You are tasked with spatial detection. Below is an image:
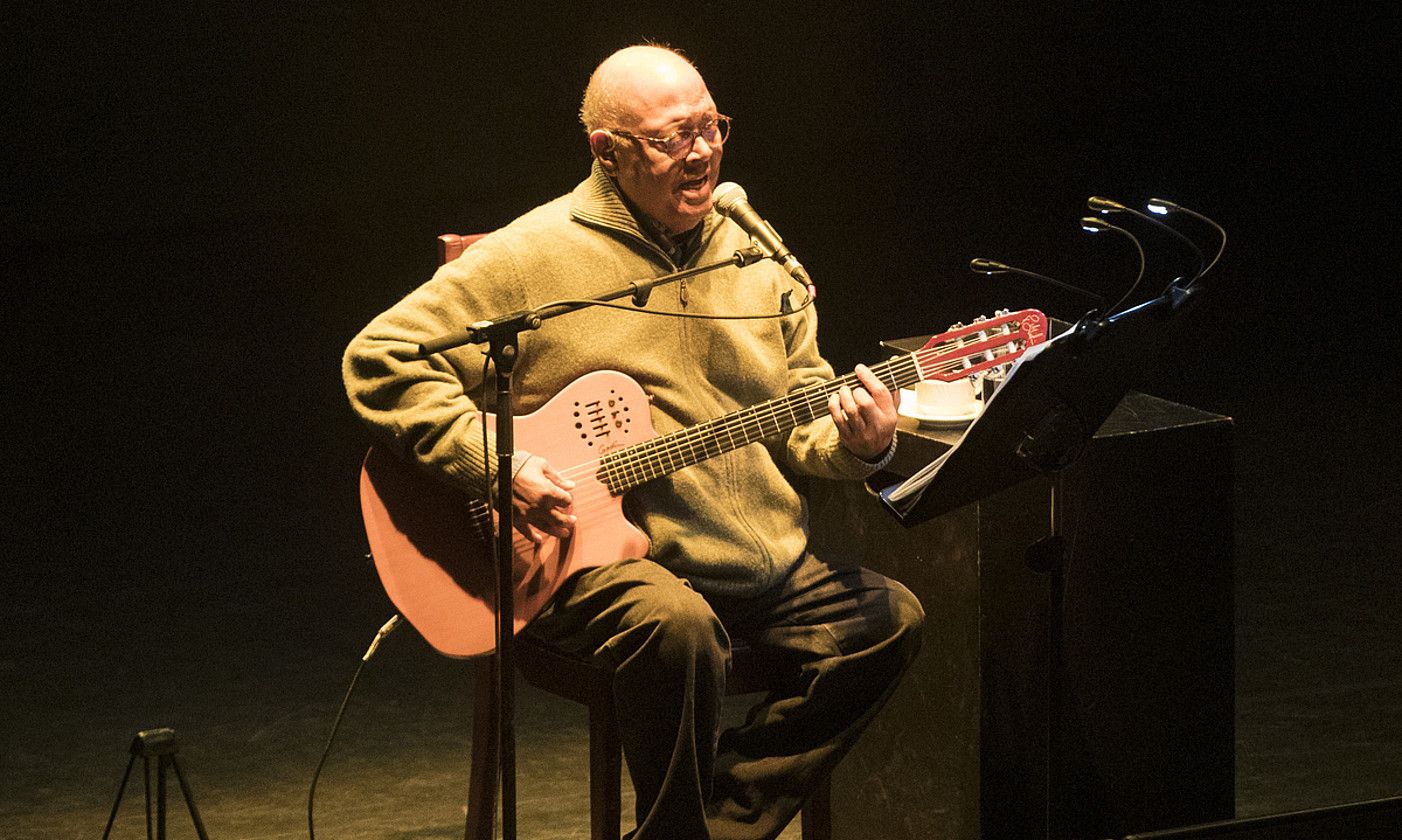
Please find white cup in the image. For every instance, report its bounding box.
[914,378,979,415]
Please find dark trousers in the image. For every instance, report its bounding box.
[527,552,925,840]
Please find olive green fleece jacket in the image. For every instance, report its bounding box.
[342,163,885,598]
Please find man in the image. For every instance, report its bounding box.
[344,45,923,840]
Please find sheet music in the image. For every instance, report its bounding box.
[882,335,1061,515]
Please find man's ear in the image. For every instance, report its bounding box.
[589,130,618,173]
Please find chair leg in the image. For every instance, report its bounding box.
[466,657,498,840]
[588,679,622,840]
[800,772,832,840]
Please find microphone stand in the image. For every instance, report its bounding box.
[416,245,766,840]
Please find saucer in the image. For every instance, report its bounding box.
[898,388,982,428]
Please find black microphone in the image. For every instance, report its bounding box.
[712,182,815,298]
[969,258,1105,304]
[1088,196,1206,280]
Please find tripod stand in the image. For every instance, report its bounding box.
[102,727,210,840]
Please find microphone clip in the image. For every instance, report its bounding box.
[630,277,657,307]
[732,245,767,267]
[1067,309,1110,354]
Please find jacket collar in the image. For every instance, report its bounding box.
[569,160,718,265]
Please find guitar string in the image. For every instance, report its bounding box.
[506,327,1031,497]
[598,331,1029,491]
[619,340,945,471]
[502,326,1034,546]
[538,330,1030,494]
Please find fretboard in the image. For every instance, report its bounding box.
[597,351,934,495]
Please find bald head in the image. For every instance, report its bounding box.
[580,44,724,235]
[580,45,706,132]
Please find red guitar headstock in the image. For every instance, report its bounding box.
[915,309,1048,382]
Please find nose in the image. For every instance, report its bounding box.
[687,133,717,161]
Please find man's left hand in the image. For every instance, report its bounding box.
[828,363,900,461]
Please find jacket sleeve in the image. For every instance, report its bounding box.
[775,295,891,481]
[341,238,526,497]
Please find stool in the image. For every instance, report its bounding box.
[466,636,833,840]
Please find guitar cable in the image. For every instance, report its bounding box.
[306,614,403,840]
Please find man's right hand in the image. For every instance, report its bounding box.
[511,455,576,544]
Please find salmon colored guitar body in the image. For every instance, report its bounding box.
[360,309,1047,657]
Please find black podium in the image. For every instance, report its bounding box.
[810,311,1234,838]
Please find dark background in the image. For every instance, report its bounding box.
[3,2,1399,836]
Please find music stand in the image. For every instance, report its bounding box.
[878,280,1201,526]
[875,279,1202,836]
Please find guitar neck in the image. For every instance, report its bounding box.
[597,310,1045,495]
[598,355,920,495]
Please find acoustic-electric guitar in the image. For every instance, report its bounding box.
[359,309,1047,657]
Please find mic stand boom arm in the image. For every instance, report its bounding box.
[418,246,767,355]
[412,244,765,840]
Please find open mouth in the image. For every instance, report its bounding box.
[678,174,709,193]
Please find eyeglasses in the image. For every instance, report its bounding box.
[611,115,732,159]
